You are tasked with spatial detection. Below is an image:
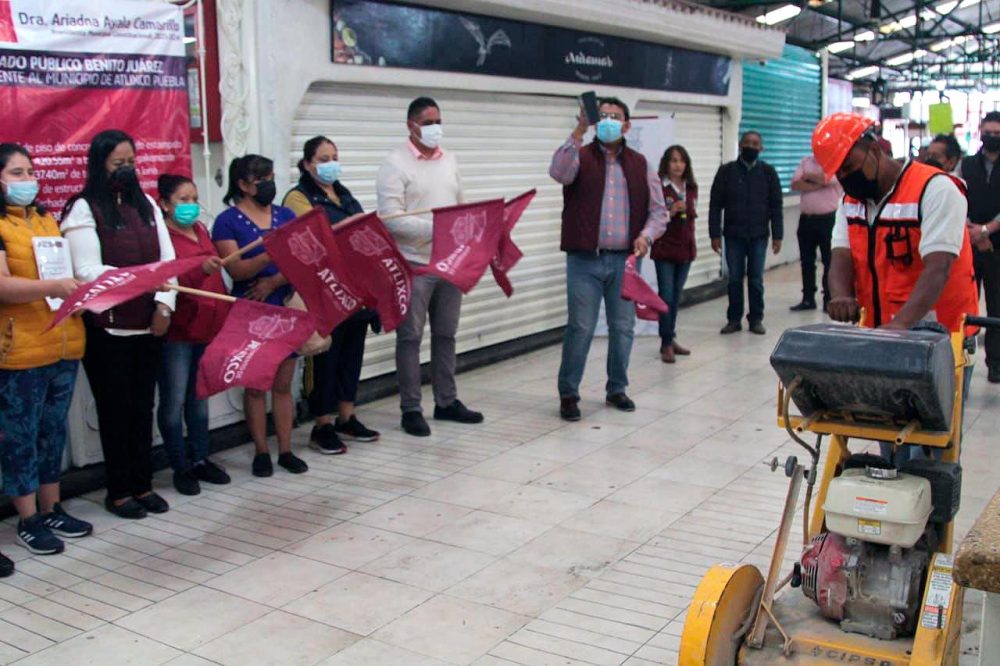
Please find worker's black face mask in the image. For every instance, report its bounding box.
[840,147,880,201]
[923,157,944,170]
[983,135,1000,153]
[740,147,759,163]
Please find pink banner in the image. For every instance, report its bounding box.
[196,299,317,398]
[423,199,505,293]
[0,0,190,217]
[46,255,206,330]
[332,213,413,333]
[621,254,668,321]
[263,208,363,335]
[491,189,535,297]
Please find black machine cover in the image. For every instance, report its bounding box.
[770,324,955,432]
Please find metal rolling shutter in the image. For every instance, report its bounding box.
[633,101,725,289]
[292,83,579,379]
[740,44,822,192]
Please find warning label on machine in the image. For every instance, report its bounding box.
[858,518,882,536]
[920,553,954,629]
[854,496,889,516]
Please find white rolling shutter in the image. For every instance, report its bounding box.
[633,101,724,289]
[292,83,580,379]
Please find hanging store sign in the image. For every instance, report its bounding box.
[331,0,732,96]
[0,0,190,217]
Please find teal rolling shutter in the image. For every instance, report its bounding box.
[740,44,822,193]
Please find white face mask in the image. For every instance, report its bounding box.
[418,124,443,150]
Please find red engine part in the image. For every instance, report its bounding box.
[801,532,851,621]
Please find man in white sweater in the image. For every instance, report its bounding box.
[376,96,483,437]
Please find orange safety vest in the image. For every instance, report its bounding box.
[843,161,978,335]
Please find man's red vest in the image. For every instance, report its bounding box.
[561,141,649,252]
[843,161,978,334]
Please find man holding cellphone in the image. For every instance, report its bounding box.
[549,97,668,422]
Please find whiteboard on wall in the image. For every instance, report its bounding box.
[592,115,676,336]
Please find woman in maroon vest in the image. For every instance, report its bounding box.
[62,130,177,519]
[650,145,698,364]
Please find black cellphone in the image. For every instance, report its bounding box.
[579,91,599,125]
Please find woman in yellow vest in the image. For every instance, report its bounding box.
[0,143,93,569]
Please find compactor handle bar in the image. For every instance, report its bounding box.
[967,315,1000,330]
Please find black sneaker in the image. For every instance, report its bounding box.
[433,400,484,424]
[252,453,273,477]
[193,459,231,485]
[334,415,380,443]
[988,366,1000,384]
[173,470,201,496]
[749,321,767,335]
[278,452,308,474]
[789,301,816,312]
[401,411,431,437]
[134,492,169,514]
[0,552,12,578]
[309,424,347,455]
[16,514,64,555]
[606,393,636,412]
[40,503,93,538]
[560,397,581,422]
[720,322,742,334]
[104,496,147,520]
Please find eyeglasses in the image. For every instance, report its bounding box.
[599,112,624,121]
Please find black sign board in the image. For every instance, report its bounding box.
[331,0,732,96]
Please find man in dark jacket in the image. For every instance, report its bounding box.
[959,111,1000,383]
[709,130,783,335]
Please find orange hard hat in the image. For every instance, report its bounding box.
[812,113,876,177]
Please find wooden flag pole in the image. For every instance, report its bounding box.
[218,210,420,266]
[167,284,238,303]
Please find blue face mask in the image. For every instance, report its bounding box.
[315,160,342,185]
[3,179,38,207]
[172,202,200,226]
[596,118,624,144]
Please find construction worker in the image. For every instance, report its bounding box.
[813,113,978,462]
[813,113,978,334]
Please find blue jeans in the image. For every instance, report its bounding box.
[157,342,209,473]
[558,251,636,399]
[0,360,78,497]
[654,260,692,346]
[725,236,768,324]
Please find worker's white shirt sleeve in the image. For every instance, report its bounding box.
[831,204,850,250]
[918,175,967,257]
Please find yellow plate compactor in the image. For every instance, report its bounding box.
[679,315,1000,666]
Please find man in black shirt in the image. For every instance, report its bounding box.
[959,111,1000,383]
[709,131,783,335]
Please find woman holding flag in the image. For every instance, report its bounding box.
[283,136,380,455]
[155,174,231,496]
[0,143,92,563]
[62,129,177,519]
[213,155,307,478]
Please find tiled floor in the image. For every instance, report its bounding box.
[1,264,998,665]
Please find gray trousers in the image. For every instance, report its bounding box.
[396,273,462,413]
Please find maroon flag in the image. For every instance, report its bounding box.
[332,213,413,333]
[196,299,317,398]
[262,208,364,335]
[423,199,505,294]
[621,254,668,322]
[490,189,535,297]
[46,256,207,331]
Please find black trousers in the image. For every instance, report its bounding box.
[307,316,369,417]
[973,248,1000,370]
[82,324,163,501]
[796,212,836,305]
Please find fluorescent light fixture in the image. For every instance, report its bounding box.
[881,10,937,33]
[930,35,970,51]
[853,97,872,108]
[886,49,927,66]
[183,36,196,44]
[855,30,876,41]
[827,41,854,53]
[847,65,879,80]
[755,4,802,25]
[984,21,1000,34]
[936,0,980,14]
